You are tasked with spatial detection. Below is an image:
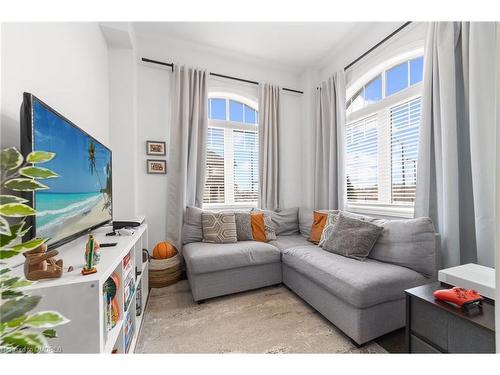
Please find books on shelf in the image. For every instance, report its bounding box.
[136,279,142,317]
[122,250,132,273]
[124,272,135,312]
[124,310,136,353]
[123,249,135,312]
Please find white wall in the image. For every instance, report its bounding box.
[1,23,109,149]
[495,24,500,352]
[130,34,305,248]
[135,62,171,249]
[109,48,139,221]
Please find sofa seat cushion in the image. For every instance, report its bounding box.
[282,246,427,308]
[183,241,281,274]
[269,234,315,252]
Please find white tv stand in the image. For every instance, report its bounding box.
[16,223,149,353]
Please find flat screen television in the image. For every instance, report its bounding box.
[21,93,112,249]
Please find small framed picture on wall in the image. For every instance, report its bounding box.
[147,159,167,174]
[146,140,166,156]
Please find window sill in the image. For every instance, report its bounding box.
[346,204,414,219]
[202,202,257,211]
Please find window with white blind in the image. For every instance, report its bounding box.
[203,96,258,208]
[345,54,423,217]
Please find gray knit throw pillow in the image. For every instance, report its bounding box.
[321,213,382,260]
[234,212,253,241]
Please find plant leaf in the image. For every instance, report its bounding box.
[10,279,33,288]
[9,237,46,252]
[0,216,10,236]
[0,195,28,205]
[1,290,25,299]
[0,221,27,248]
[24,311,69,328]
[2,331,47,353]
[0,203,36,217]
[0,277,19,288]
[19,166,58,179]
[0,268,10,275]
[0,295,41,323]
[0,147,23,171]
[42,329,57,338]
[3,178,48,192]
[0,250,19,260]
[5,315,27,328]
[26,151,55,164]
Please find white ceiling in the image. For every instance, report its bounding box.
[133,22,399,71]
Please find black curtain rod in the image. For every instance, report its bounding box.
[141,57,304,94]
[316,21,413,90]
[344,21,412,71]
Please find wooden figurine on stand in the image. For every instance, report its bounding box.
[82,235,98,275]
[23,243,63,281]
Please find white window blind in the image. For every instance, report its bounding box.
[346,115,379,202]
[391,97,421,203]
[204,127,225,204]
[233,130,258,203]
[204,97,258,208]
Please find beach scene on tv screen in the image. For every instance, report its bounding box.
[33,99,112,245]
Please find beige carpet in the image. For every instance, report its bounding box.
[135,280,387,354]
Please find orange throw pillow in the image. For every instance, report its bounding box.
[309,211,327,244]
[250,212,267,242]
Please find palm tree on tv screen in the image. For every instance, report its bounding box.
[87,139,111,212]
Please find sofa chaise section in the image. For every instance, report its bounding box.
[183,241,282,302]
[282,246,429,345]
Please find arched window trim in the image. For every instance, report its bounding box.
[346,47,424,114]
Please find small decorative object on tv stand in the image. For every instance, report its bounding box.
[23,243,63,281]
[12,223,150,353]
[82,235,99,275]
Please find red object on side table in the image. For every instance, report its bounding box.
[433,287,483,311]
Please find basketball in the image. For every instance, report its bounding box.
[152,241,177,259]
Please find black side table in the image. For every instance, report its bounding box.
[405,282,495,353]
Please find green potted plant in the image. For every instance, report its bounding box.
[0,147,69,353]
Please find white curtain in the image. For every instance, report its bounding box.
[313,71,346,210]
[166,65,208,250]
[258,83,281,210]
[415,22,498,268]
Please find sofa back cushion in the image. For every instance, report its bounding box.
[368,217,436,277]
[298,208,314,238]
[253,207,299,236]
[183,206,203,244]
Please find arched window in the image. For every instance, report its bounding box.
[345,53,423,217]
[203,95,259,208]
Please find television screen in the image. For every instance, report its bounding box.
[22,94,112,247]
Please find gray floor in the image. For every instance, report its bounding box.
[136,280,387,354]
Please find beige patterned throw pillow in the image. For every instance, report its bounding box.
[263,214,277,241]
[202,212,237,243]
[318,211,339,247]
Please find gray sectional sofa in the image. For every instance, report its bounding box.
[182,207,438,345]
